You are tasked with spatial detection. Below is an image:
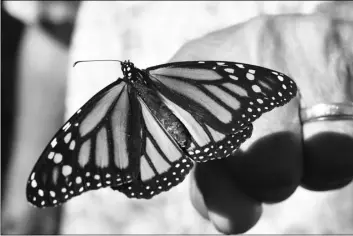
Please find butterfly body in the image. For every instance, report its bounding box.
[123,61,192,150]
[26,60,297,207]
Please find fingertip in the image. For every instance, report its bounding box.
[301,128,353,191]
[209,205,262,235]
[189,169,209,220]
[192,161,263,234]
[228,132,302,203]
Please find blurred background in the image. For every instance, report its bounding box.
[1,1,352,234]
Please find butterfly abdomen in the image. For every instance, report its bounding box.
[157,105,191,149]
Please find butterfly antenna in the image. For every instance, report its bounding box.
[73,59,123,67]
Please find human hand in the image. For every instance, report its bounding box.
[169,14,353,234]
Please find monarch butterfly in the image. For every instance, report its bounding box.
[26,60,297,208]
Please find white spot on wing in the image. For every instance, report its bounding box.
[236,64,245,68]
[76,176,82,184]
[64,132,72,144]
[38,189,44,196]
[252,85,261,93]
[278,75,284,81]
[224,68,234,73]
[69,140,75,150]
[229,75,238,80]
[62,165,72,176]
[63,122,71,132]
[53,153,63,164]
[51,138,57,147]
[31,180,37,188]
[246,73,255,80]
[48,152,55,160]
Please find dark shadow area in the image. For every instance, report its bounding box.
[227,131,303,204]
[195,131,303,205]
[301,131,353,191]
[193,130,353,233]
[1,1,25,203]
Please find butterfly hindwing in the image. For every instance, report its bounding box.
[145,61,297,162]
[112,97,194,198]
[187,124,253,162]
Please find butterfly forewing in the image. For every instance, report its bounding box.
[26,80,141,207]
[146,61,297,162]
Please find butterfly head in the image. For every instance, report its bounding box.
[121,60,135,80]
